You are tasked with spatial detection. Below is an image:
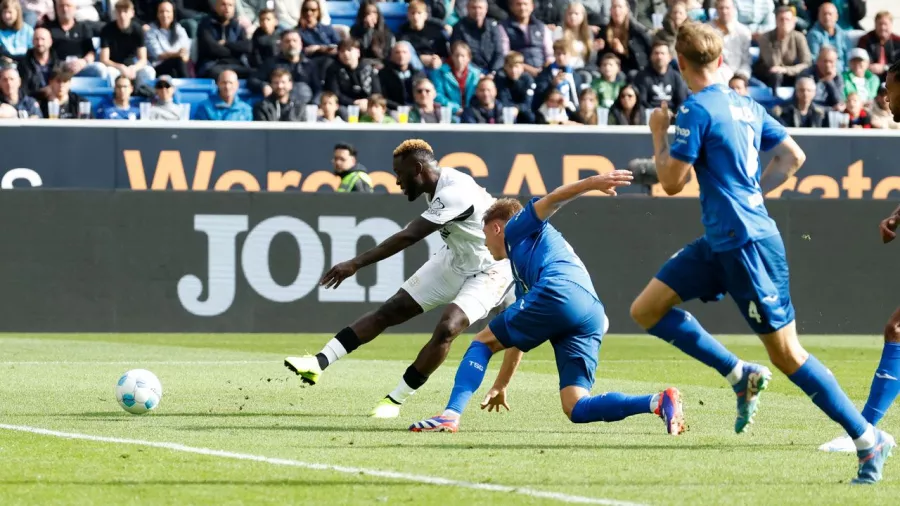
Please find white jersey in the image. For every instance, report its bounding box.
[420,167,499,275]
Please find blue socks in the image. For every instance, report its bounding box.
[445,341,493,415]
[862,342,900,425]
[570,392,654,423]
[789,354,869,439]
[649,309,739,377]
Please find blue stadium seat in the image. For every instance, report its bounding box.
[748,86,780,108]
[379,2,408,32]
[329,0,359,27]
[172,78,215,90]
[70,77,108,93]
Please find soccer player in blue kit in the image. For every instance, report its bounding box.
[628,22,894,483]
[409,172,686,436]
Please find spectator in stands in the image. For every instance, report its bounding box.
[360,93,396,123]
[806,0,865,31]
[871,84,899,129]
[552,2,594,70]
[250,30,320,104]
[514,0,562,27]
[535,88,570,124]
[499,0,553,77]
[842,47,879,103]
[253,68,306,121]
[17,27,57,95]
[97,75,140,119]
[197,0,253,79]
[408,77,444,122]
[591,52,624,108]
[250,8,282,68]
[773,0,811,31]
[194,69,253,120]
[279,0,331,33]
[0,0,34,58]
[728,73,749,95]
[431,40,481,116]
[350,0,396,69]
[451,0,504,75]
[569,87,598,124]
[754,6,811,89]
[298,0,339,64]
[21,0,53,27]
[39,0,105,77]
[801,45,845,109]
[653,0,687,49]
[554,0,607,28]
[317,90,344,122]
[0,65,41,117]
[778,77,828,127]
[857,11,900,82]
[461,77,502,123]
[38,68,87,118]
[734,0,775,37]
[146,0,191,78]
[333,143,373,193]
[398,0,449,71]
[495,51,535,122]
[607,83,645,125]
[534,39,585,113]
[632,39,686,109]
[100,0,156,88]
[379,41,424,110]
[147,74,182,120]
[807,2,850,72]
[418,0,447,23]
[326,38,381,113]
[708,0,750,81]
[845,91,871,128]
[595,0,651,78]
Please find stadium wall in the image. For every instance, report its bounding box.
[2,121,899,199]
[0,191,893,334]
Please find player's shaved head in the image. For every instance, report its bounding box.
[393,139,439,202]
[675,22,723,70]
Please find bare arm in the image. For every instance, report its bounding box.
[480,347,524,412]
[759,136,806,195]
[532,170,633,221]
[651,129,693,195]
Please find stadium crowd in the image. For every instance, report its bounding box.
[0,0,897,127]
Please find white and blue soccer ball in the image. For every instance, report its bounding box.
[116,369,163,414]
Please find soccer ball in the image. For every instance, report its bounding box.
[115,369,163,414]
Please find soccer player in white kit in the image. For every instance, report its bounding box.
[285,139,514,418]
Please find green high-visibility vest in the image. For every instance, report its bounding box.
[337,171,374,193]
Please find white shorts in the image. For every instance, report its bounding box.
[401,249,514,324]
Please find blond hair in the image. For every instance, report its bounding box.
[393,139,434,159]
[484,198,524,224]
[675,22,723,69]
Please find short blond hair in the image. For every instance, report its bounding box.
[393,139,434,159]
[484,198,524,224]
[876,11,893,23]
[676,22,723,69]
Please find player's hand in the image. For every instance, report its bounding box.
[649,101,671,135]
[880,216,898,244]
[480,386,510,412]
[586,170,633,196]
[320,260,359,289]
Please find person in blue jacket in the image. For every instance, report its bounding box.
[194,69,252,121]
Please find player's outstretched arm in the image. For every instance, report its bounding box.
[759,136,806,195]
[481,348,525,412]
[532,171,633,221]
[320,217,442,289]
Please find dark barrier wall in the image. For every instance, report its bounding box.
[0,191,895,334]
[3,122,899,199]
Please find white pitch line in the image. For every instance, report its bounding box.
[0,360,275,365]
[0,424,644,506]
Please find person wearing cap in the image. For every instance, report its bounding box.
[842,47,880,103]
[147,74,182,120]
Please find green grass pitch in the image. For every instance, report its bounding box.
[0,333,897,505]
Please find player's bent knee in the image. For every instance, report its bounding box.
[560,386,588,421]
[884,310,900,343]
[474,327,504,353]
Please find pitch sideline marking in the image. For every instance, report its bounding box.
[0,424,644,506]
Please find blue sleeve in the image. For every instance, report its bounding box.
[759,109,788,152]
[503,197,545,245]
[670,102,709,164]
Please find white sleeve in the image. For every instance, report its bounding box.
[420,185,475,226]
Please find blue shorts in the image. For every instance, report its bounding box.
[489,280,604,391]
[656,234,795,334]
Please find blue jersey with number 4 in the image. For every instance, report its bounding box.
[504,197,597,299]
[670,84,788,252]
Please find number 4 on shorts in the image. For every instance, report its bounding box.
[747,301,762,324]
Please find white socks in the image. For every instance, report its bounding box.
[388,378,417,404]
[650,393,661,413]
[854,425,877,451]
[319,338,348,367]
[726,361,745,386]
